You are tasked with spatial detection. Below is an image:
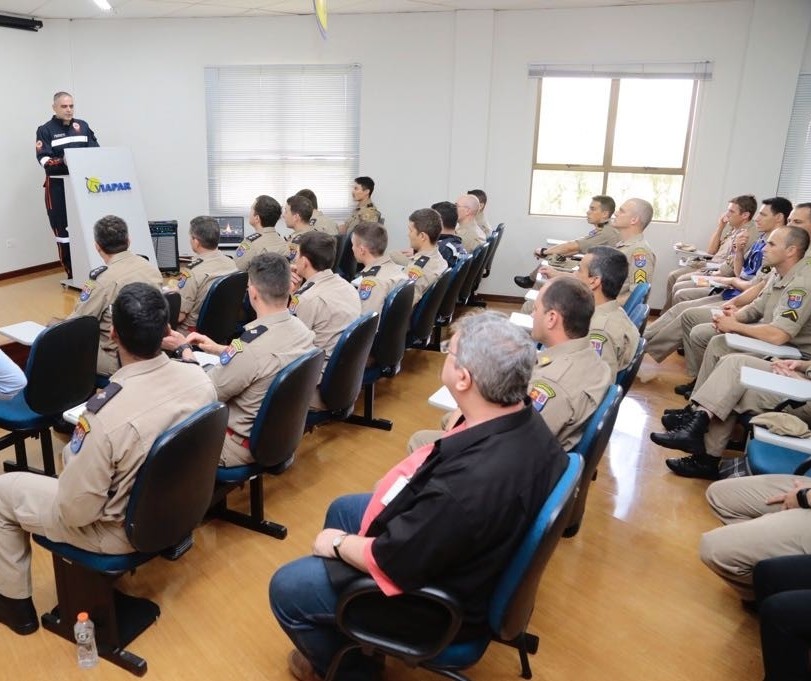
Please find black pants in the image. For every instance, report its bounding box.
[44,176,71,278]
[754,555,811,681]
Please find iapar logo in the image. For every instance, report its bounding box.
[85,177,132,194]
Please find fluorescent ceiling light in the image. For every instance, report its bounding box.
[93,0,112,10]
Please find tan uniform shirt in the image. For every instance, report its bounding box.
[344,199,381,233]
[456,219,487,253]
[475,213,492,238]
[527,337,612,452]
[575,223,621,252]
[737,259,811,354]
[400,247,448,307]
[60,355,217,528]
[615,232,657,305]
[285,225,316,263]
[69,250,163,376]
[233,227,288,272]
[175,251,237,333]
[209,311,315,465]
[589,299,640,380]
[310,210,339,236]
[356,255,408,315]
[289,269,361,366]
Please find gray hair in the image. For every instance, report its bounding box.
[453,311,536,406]
[629,198,654,229]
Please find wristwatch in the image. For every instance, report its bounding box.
[333,533,348,559]
[174,343,191,359]
[797,488,810,509]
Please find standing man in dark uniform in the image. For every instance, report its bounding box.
[35,92,100,280]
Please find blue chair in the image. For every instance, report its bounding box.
[33,402,228,676]
[429,256,473,351]
[307,312,380,429]
[622,282,651,314]
[480,223,505,280]
[323,452,584,681]
[616,338,646,395]
[335,230,361,281]
[564,385,623,537]
[195,270,249,344]
[0,316,99,477]
[407,269,452,349]
[745,425,811,476]
[457,242,490,307]
[628,303,650,334]
[346,281,415,431]
[211,348,324,538]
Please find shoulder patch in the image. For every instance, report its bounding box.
[782,309,799,323]
[85,382,123,414]
[69,415,91,454]
[590,332,608,356]
[79,281,95,302]
[528,382,556,413]
[632,249,648,268]
[89,265,108,280]
[358,278,376,301]
[538,356,552,367]
[413,255,430,268]
[360,265,381,278]
[219,339,244,365]
[235,243,248,258]
[787,288,807,310]
[187,258,203,269]
[240,325,268,343]
[247,232,262,242]
[633,270,648,285]
[177,269,190,289]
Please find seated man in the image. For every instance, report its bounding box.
[0,283,216,635]
[174,215,237,334]
[269,311,568,681]
[699,472,811,603]
[173,253,316,467]
[296,189,339,236]
[351,222,406,315]
[283,195,316,263]
[390,208,448,307]
[409,278,611,454]
[651,356,811,480]
[289,232,361,370]
[340,176,381,235]
[514,195,617,289]
[468,188,492,237]
[432,200,467,268]
[576,246,640,380]
[454,193,486,253]
[233,195,287,271]
[67,214,163,376]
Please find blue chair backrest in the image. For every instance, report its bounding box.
[616,337,646,394]
[436,256,473,323]
[458,242,490,303]
[336,231,360,281]
[488,452,583,639]
[622,282,651,314]
[628,303,650,331]
[371,280,415,370]
[481,224,505,277]
[250,348,325,467]
[572,384,623,460]
[319,312,380,411]
[196,271,249,344]
[410,268,452,342]
[126,402,228,554]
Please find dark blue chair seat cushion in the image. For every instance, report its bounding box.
[32,534,154,574]
[0,392,54,431]
[428,636,490,669]
[747,439,810,476]
[215,463,263,484]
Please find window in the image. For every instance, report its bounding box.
[205,64,361,217]
[777,74,811,202]
[528,64,707,222]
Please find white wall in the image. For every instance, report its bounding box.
[2,0,810,309]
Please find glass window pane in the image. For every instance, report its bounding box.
[536,78,611,165]
[612,79,694,168]
[606,172,683,222]
[530,170,604,216]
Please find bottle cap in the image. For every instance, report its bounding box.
[77,612,89,622]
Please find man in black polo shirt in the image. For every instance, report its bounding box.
[269,312,568,681]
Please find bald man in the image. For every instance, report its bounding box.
[455,194,487,253]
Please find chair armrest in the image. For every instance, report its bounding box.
[727,335,802,360]
[335,577,464,662]
[741,367,811,401]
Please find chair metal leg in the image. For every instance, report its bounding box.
[323,642,362,681]
[494,631,538,679]
[209,477,288,539]
[345,384,393,431]
[1,431,56,477]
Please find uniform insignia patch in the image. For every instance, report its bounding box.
[590,333,607,356]
[247,233,262,242]
[634,270,648,284]
[538,356,552,367]
[289,295,300,314]
[632,249,648,268]
[587,229,598,237]
[36,140,43,150]
[177,270,190,289]
[287,244,298,262]
[309,218,317,226]
[70,415,91,454]
[235,243,248,258]
[79,282,94,302]
[782,309,799,323]
[86,382,122,414]
[89,265,107,280]
[407,266,423,281]
[220,339,244,365]
[359,278,376,301]
[528,383,556,412]
[72,122,81,132]
[787,288,806,310]
[240,325,267,343]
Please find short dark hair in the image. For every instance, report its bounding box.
[93,215,129,254]
[253,195,282,227]
[592,195,616,217]
[295,189,318,209]
[112,282,168,359]
[782,225,810,256]
[731,194,757,221]
[762,197,793,226]
[248,253,290,303]
[298,232,336,271]
[409,208,441,244]
[353,222,388,256]
[355,176,375,196]
[431,201,458,230]
[286,195,314,223]
[586,246,628,300]
[190,216,221,249]
[53,91,72,103]
[467,189,487,207]
[540,277,594,339]
[796,202,811,213]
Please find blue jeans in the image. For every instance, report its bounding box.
[269,494,375,679]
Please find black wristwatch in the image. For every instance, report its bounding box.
[174,343,191,359]
[797,488,810,509]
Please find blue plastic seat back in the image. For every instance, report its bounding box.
[319,312,379,411]
[572,384,623,461]
[196,271,249,344]
[622,282,651,314]
[436,256,473,323]
[457,242,490,304]
[370,281,415,371]
[747,438,811,476]
[481,224,505,278]
[616,337,646,394]
[409,268,452,343]
[629,303,650,331]
[336,231,360,281]
[250,348,324,467]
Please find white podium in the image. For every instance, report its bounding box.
[62,147,156,289]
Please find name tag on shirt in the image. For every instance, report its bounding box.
[380,475,410,506]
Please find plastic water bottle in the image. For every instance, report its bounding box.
[74,612,99,668]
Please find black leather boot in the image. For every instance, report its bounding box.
[650,410,710,455]
[0,594,38,635]
[665,453,720,480]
